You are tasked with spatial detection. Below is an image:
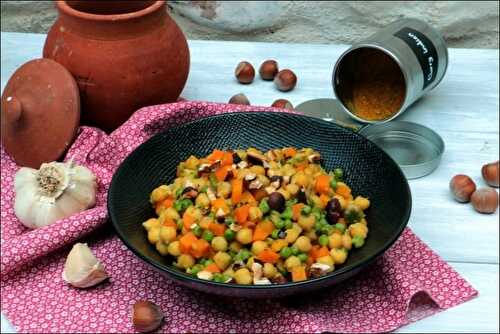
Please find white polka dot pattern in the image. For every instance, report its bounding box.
[1,101,477,333]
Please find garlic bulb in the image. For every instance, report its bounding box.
[14,161,97,229]
[62,243,108,288]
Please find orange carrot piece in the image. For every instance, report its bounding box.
[253,220,274,241]
[182,212,196,230]
[319,194,330,208]
[315,175,331,194]
[291,266,307,282]
[283,147,297,158]
[221,151,233,166]
[241,191,257,205]
[309,245,330,260]
[292,203,305,221]
[316,246,330,259]
[204,263,221,273]
[179,232,197,254]
[295,162,308,171]
[162,218,177,228]
[336,183,352,199]
[231,178,243,204]
[191,238,210,258]
[211,198,228,213]
[234,205,250,224]
[209,222,226,236]
[207,149,225,162]
[257,249,280,264]
[215,165,231,182]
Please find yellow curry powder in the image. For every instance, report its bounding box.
[349,49,406,121]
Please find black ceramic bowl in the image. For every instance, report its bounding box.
[108,112,411,298]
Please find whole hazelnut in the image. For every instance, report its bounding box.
[471,188,499,214]
[274,69,297,92]
[235,61,255,84]
[450,174,476,203]
[228,93,250,105]
[482,161,499,187]
[132,300,164,333]
[259,60,279,80]
[271,99,293,110]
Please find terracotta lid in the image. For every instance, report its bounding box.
[1,58,80,168]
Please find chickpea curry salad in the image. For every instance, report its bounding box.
[143,147,370,285]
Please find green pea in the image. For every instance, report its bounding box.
[273,218,285,229]
[175,187,183,198]
[334,168,344,180]
[352,236,365,248]
[259,199,270,214]
[334,223,346,233]
[176,220,183,231]
[291,246,300,256]
[213,273,224,282]
[236,249,251,261]
[321,225,334,236]
[271,229,280,239]
[224,229,235,241]
[190,264,203,275]
[199,185,208,193]
[298,253,308,262]
[192,225,202,237]
[301,205,312,215]
[281,207,293,220]
[318,234,329,246]
[209,173,218,188]
[202,230,214,242]
[286,198,298,206]
[330,178,338,190]
[224,217,235,226]
[174,199,192,212]
[280,247,292,259]
[284,219,293,230]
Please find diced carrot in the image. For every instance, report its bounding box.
[295,162,308,171]
[204,263,221,273]
[241,191,257,205]
[319,194,330,208]
[215,165,231,182]
[336,182,352,199]
[253,220,274,241]
[234,204,250,224]
[252,188,268,201]
[315,175,331,194]
[306,256,314,266]
[283,147,297,158]
[257,249,280,264]
[316,246,330,259]
[309,245,330,260]
[292,203,305,221]
[209,222,226,236]
[211,198,228,213]
[182,211,196,230]
[162,218,177,228]
[231,178,243,204]
[191,238,210,258]
[221,151,233,166]
[207,149,225,162]
[291,266,307,282]
[179,232,197,254]
[155,197,174,214]
[199,219,211,230]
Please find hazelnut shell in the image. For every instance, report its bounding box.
[471,188,499,214]
[259,60,279,80]
[274,69,297,92]
[449,174,476,203]
[235,61,255,84]
[271,99,293,110]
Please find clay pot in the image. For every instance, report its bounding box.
[43,1,190,132]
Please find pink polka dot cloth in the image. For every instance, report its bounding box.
[1,101,477,333]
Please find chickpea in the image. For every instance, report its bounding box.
[333,195,347,210]
[211,236,228,251]
[229,241,242,252]
[184,155,199,169]
[185,206,202,221]
[223,267,235,278]
[195,193,210,208]
[263,263,278,278]
[236,168,251,179]
[310,195,323,209]
[142,218,160,231]
[234,268,252,285]
[285,229,300,243]
[246,256,255,269]
[150,185,169,203]
[250,165,266,176]
[294,236,312,252]
[177,254,195,269]
[217,182,232,199]
[236,228,253,245]
[316,255,334,268]
[330,248,348,265]
[148,228,161,244]
[285,183,299,196]
[214,252,232,270]
[248,206,263,221]
[167,241,181,256]
[271,239,288,252]
[251,240,268,255]
[305,229,318,241]
[359,218,368,226]
[291,223,303,233]
[285,256,301,270]
[199,216,214,230]
[163,207,180,221]
[349,223,368,239]
[342,234,352,250]
[298,215,315,231]
[257,174,270,187]
[353,196,370,210]
[155,242,169,256]
[292,171,308,187]
[329,233,342,249]
[160,226,177,243]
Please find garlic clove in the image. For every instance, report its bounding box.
[132,300,164,333]
[62,243,108,288]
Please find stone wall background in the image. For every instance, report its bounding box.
[1,1,498,48]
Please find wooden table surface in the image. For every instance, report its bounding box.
[1,32,499,333]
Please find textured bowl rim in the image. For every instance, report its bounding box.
[108,111,412,291]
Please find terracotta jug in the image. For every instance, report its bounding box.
[43,0,190,132]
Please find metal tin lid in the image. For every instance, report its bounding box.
[294,98,364,131]
[1,58,80,168]
[359,121,444,179]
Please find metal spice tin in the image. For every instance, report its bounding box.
[332,18,448,124]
